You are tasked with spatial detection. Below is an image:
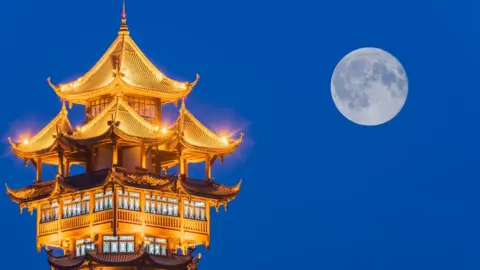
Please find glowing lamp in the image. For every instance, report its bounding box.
[154,126,159,131]
[23,139,29,145]
[161,127,167,134]
[220,137,228,145]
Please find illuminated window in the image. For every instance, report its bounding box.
[76,238,94,256]
[118,190,140,211]
[103,235,135,253]
[94,189,113,212]
[144,236,167,256]
[89,97,111,118]
[40,201,59,223]
[145,195,178,217]
[63,195,90,218]
[124,95,157,122]
[184,200,206,221]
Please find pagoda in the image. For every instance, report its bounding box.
[5,4,243,270]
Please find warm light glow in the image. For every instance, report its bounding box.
[174,82,187,90]
[156,74,163,81]
[220,137,228,145]
[76,126,81,132]
[77,126,85,132]
[161,127,167,134]
[154,126,159,131]
[23,139,29,145]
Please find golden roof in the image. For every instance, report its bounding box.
[64,97,174,144]
[6,168,241,204]
[172,103,243,156]
[47,15,199,105]
[5,181,58,204]
[8,104,72,157]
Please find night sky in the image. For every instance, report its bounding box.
[0,0,478,269]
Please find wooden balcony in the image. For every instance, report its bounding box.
[184,219,208,234]
[145,213,180,230]
[37,209,209,246]
[61,215,90,231]
[38,220,59,236]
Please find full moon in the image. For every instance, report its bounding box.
[331,47,408,126]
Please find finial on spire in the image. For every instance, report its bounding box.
[119,0,130,35]
[122,0,126,19]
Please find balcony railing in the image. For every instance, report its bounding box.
[117,209,141,223]
[61,215,90,231]
[184,219,208,234]
[93,210,114,224]
[145,213,180,230]
[38,208,208,237]
[38,221,59,236]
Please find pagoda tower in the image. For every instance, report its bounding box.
[5,4,243,270]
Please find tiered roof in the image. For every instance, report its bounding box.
[47,247,201,270]
[62,97,174,145]
[8,103,72,162]
[9,99,242,163]
[47,12,199,105]
[6,167,241,205]
[174,103,243,155]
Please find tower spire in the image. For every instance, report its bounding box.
[119,0,129,35]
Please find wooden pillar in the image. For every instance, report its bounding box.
[112,183,117,237]
[112,143,118,165]
[156,98,162,126]
[205,155,211,181]
[206,202,211,249]
[140,144,146,169]
[155,147,161,174]
[85,102,91,123]
[64,160,70,177]
[179,198,184,246]
[36,158,42,183]
[58,150,64,177]
[179,155,185,176]
[184,159,189,178]
[36,206,41,252]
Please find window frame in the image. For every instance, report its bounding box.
[123,95,157,122]
[94,189,113,212]
[117,190,141,211]
[75,238,95,257]
[62,195,91,219]
[143,236,168,256]
[40,201,59,223]
[145,194,179,217]
[102,235,135,253]
[89,97,112,118]
[183,200,207,221]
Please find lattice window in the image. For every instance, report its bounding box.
[40,201,59,223]
[103,235,135,253]
[145,195,178,217]
[62,195,90,218]
[118,190,140,211]
[184,200,206,221]
[94,189,113,212]
[89,97,111,117]
[76,238,95,256]
[144,236,167,256]
[124,95,156,122]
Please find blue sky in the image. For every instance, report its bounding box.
[0,0,478,269]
